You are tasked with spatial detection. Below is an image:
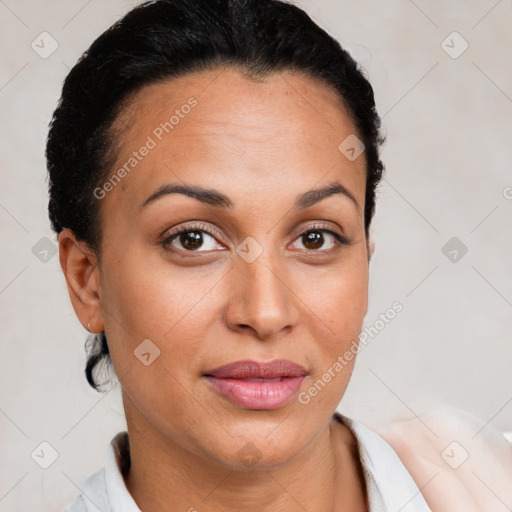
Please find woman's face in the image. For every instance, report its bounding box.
[86,67,369,468]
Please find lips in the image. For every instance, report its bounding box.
[203,359,307,410]
[205,359,308,379]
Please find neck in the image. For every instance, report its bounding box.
[124,402,365,512]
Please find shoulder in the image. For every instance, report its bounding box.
[373,407,512,512]
[335,412,433,511]
[63,431,132,512]
[64,466,108,512]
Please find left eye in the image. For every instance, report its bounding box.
[291,229,342,251]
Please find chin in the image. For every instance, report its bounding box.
[197,413,318,470]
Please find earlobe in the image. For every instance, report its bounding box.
[367,236,375,262]
[58,229,104,333]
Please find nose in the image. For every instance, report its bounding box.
[223,252,300,341]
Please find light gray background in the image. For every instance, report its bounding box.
[1,0,511,510]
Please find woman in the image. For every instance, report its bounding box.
[46,0,510,511]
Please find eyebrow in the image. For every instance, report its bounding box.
[140,180,359,211]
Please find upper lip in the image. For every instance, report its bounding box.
[204,359,308,379]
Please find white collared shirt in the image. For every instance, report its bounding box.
[64,413,432,512]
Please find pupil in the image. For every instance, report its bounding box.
[181,231,203,250]
[304,231,323,249]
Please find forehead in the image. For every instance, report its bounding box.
[104,67,366,216]
[115,67,360,144]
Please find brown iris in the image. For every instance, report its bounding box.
[180,231,204,250]
[302,231,324,250]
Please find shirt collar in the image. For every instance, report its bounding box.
[334,412,432,511]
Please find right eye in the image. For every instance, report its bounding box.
[161,223,227,254]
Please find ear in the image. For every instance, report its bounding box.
[58,229,104,333]
[367,235,376,262]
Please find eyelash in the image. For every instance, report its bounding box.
[160,221,350,256]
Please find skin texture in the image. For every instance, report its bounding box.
[59,67,372,511]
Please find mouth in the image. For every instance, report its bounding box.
[203,359,308,410]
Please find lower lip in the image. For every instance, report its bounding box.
[204,376,305,410]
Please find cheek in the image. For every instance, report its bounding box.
[98,252,220,431]
[98,249,225,372]
[302,250,368,335]
[298,248,368,394]
[96,202,200,346]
